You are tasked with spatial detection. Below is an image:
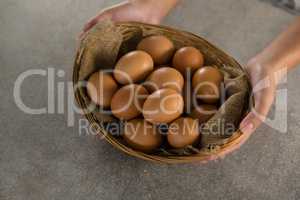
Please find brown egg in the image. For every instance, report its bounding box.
[172,46,204,75]
[87,71,118,108]
[192,66,223,104]
[123,119,163,152]
[114,50,154,84]
[137,35,175,65]
[167,117,200,148]
[190,104,218,124]
[111,84,149,120]
[143,88,184,124]
[144,67,184,93]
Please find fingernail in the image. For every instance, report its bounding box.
[240,120,249,130]
[209,155,217,161]
[242,123,254,134]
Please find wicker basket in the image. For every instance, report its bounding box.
[73,22,252,164]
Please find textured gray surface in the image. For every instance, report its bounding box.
[1,0,300,199]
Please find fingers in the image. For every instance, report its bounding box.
[79,12,111,39]
[240,112,260,135]
[83,18,98,33]
[79,19,97,39]
[240,88,275,134]
[204,104,269,162]
[217,107,267,158]
[210,67,277,161]
[204,102,269,162]
[217,78,276,159]
[212,91,275,161]
[194,155,218,165]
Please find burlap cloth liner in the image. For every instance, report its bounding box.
[75,21,250,155]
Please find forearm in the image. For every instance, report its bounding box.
[254,17,300,73]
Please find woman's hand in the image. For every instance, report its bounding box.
[240,58,277,139]
[211,17,300,161]
[80,0,178,38]
[213,57,280,160]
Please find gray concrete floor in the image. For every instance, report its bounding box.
[1,0,300,199]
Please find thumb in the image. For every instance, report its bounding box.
[79,12,111,39]
[240,91,274,135]
[239,111,262,136]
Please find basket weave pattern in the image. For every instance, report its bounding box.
[73,22,251,164]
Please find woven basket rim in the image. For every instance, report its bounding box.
[73,21,253,164]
